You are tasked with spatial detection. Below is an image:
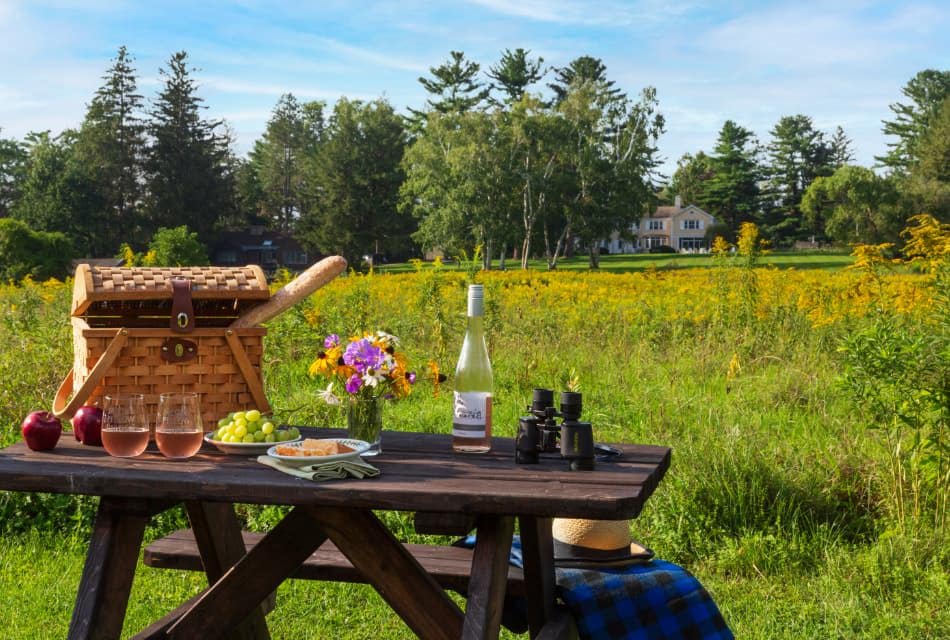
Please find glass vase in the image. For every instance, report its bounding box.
[346,396,383,456]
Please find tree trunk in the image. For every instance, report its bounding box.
[483,238,492,271]
[499,242,507,271]
[588,245,600,269]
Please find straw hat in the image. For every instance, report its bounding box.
[551,518,653,567]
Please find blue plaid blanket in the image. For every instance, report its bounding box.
[458,535,733,640]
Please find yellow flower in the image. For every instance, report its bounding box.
[308,346,341,378]
[389,359,413,398]
[428,360,447,397]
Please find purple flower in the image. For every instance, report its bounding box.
[345,374,363,393]
[343,338,386,374]
[324,334,340,348]
[407,372,417,384]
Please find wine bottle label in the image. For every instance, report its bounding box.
[453,391,492,438]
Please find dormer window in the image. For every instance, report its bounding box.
[648,220,664,230]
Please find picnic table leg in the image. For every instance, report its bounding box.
[184,501,272,640]
[162,506,328,640]
[462,515,515,640]
[67,497,171,640]
[304,505,465,640]
[519,516,557,639]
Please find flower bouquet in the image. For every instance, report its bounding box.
[309,331,420,455]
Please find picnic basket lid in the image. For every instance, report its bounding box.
[71,264,271,321]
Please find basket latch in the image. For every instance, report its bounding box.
[161,337,198,362]
[170,278,195,333]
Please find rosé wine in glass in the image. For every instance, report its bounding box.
[101,394,149,458]
[155,393,203,459]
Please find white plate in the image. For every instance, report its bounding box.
[266,438,370,467]
[204,432,302,455]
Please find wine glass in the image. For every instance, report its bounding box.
[101,394,150,458]
[155,392,204,459]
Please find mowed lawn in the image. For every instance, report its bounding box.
[377,250,855,274]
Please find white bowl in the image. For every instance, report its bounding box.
[204,432,302,456]
[265,438,370,467]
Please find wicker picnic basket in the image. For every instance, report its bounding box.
[53,264,273,428]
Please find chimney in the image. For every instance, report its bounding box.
[674,195,682,209]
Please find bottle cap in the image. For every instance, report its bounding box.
[467,284,484,316]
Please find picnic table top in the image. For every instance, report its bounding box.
[0,427,671,519]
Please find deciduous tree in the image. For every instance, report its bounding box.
[667,151,713,209]
[801,165,902,244]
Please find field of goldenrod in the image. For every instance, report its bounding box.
[0,224,947,638]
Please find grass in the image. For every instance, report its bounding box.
[375,250,856,274]
[0,256,946,638]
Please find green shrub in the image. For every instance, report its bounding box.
[0,218,75,281]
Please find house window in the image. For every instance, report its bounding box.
[682,219,702,230]
[283,250,308,265]
[641,236,668,249]
[216,249,238,264]
[647,219,664,231]
[679,237,706,250]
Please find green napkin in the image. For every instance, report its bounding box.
[257,455,380,481]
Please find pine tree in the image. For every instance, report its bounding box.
[487,48,544,105]
[297,98,407,267]
[876,69,950,175]
[829,126,854,168]
[548,56,625,105]
[414,51,490,117]
[75,45,147,250]
[255,94,325,232]
[145,51,235,244]
[763,115,833,243]
[0,133,27,217]
[702,121,761,234]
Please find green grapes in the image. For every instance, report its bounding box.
[210,411,299,444]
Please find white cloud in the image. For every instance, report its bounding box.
[465,0,698,26]
[311,37,429,73]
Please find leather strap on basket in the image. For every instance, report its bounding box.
[170,279,195,333]
[53,329,129,419]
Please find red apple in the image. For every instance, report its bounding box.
[21,411,63,451]
[72,405,103,446]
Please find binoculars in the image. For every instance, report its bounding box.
[515,388,595,471]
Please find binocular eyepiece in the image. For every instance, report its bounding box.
[516,388,594,471]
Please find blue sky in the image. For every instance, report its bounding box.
[1,0,947,176]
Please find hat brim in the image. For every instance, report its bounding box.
[552,539,654,568]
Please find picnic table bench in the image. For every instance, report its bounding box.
[0,427,670,639]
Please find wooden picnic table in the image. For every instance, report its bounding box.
[0,427,670,640]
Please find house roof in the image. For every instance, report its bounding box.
[652,206,680,218]
[650,204,713,219]
[212,230,306,253]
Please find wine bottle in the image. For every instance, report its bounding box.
[453,284,493,453]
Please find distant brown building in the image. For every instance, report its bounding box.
[211,225,313,274]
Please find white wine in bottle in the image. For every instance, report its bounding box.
[453,284,493,453]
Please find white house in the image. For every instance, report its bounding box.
[602,196,716,253]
